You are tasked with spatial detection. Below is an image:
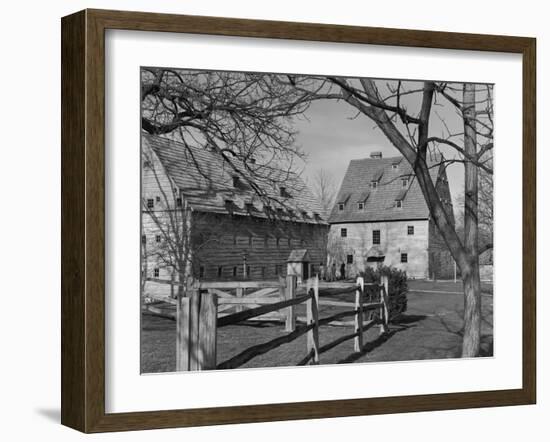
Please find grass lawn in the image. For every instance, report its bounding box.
[141,279,493,373]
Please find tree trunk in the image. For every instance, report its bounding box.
[461,83,482,357]
[461,261,481,356]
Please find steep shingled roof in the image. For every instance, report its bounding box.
[328,154,442,223]
[143,134,327,225]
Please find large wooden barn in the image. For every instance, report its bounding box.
[141,134,328,295]
[327,152,455,279]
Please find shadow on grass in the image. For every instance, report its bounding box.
[336,314,426,364]
[392,314,428,325]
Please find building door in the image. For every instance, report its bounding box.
[302,262,309,280]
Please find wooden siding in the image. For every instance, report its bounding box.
[192,212,329,281]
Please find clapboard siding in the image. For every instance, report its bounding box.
[192,212,328,280]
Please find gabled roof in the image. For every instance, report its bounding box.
[287,249,311,262]
[328,154,442,223]
[143,134,327,225]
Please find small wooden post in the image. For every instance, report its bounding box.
[189,289,201,370]
[354,277,364,352]
[285,275,297,332]
[197,292,218,370]
[176,294,191,371]
[306,277,320,364]
[380,275,390,335]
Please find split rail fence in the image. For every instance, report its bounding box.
[164,275,390,371]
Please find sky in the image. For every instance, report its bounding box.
[292,87,470,207]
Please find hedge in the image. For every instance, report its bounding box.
[360,266,408,322]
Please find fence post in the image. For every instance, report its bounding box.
[235,287,244,313]
[354,277,364,352]
[285,275,297,332]
[380,275,390,335]
[306,277,320,364]
[189,289,201,370]
[197,292,218,370]
[176,294,191,371]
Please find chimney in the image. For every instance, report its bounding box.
[370,151,382,159]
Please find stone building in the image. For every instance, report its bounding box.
[327,152,455,279]
[141,134,328,296]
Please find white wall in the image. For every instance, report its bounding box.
[329,220,429,278]
[0,1,547,441]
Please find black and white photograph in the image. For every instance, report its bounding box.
[140,68,494,373]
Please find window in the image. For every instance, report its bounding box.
[232,266,237,277]
[217,266,223,278]
[341,228,347,238]
[371,181,378,189]
[264,235,269,248]
[275,264,282,275]
[233,235,237,246]
[248,236,253,246]
[396,200,403,208]
[246,265,251,277]
[276,238,280,248]
[347,254,353,264]
[407,226,414,235]
[338,203,344,211]
[232,175,240,187]
[261,267,266,278]
[147,198,154,209]
[176,197,183,207]
[199,266,205,278]
[402,179,408,187]
[155,235,161,243]
[358,202,364,210]
[141,235,146,244]
[154,268,160,278]
[401,253,408,263]
[373,230,380,245]
[392,163,398,169]
[156,196,161,203]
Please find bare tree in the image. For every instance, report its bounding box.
[141,69,329,210]
[292,77,494,357]
[311,169,337,218]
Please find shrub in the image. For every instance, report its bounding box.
[360,266,408,322]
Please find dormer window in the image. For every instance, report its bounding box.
[225,199,235,212]
[402,179,408,187]
[371,181,378,189]
[392,163,398,170]
[395,200,403,208]
[358,202,364,210]
[337,193,351,210]
[279,186,291,198]
[232,175,240,188]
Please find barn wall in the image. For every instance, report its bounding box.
[192,212,329,281]
[328,219,429,279]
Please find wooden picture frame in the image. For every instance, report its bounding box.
[61,8,536,433]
